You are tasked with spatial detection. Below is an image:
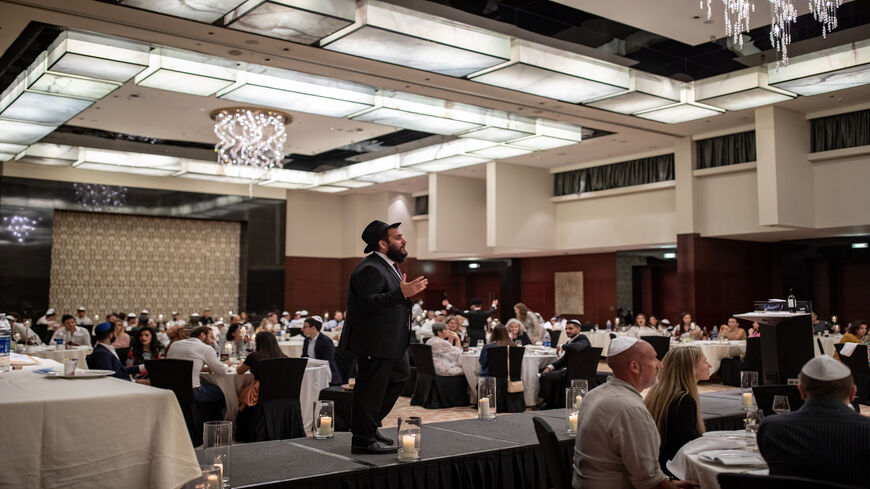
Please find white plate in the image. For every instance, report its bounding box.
[41,369,115,379]
[702,430,749,439]
[698,449,766,466]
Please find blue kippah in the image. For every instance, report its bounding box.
[94,321,113,334]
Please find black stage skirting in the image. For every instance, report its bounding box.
[197,391,744,489]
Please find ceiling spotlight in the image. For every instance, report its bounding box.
[852,242,868,249]
[468,263,481,269]
[663,252,677,259]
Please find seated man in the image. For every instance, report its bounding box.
[10,312,42,345]
[50,314,92,347]
[758,355,870,488]
[537,320,591,409]
[717,317,747,340]
[89,322,146,382]
[302,316,343,385]
[166,325,231,421]
[811,311,830,335]
[573,336,696,489]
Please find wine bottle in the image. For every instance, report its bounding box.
[787,288,797,312]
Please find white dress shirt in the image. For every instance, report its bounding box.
[50,326,91,346]
[165,338,227,389]
[307,333,319,358]
[13,322,42,345]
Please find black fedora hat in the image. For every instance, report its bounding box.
[469,297,482,305]
[362,220,401,253]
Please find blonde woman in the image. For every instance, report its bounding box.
[514,302,545,343]
[644,346,711,475]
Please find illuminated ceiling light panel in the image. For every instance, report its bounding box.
[509,135,577,151]
[695,67,795,111]
[317,153,399,185]
[408,155,489,172]
[0,92,93,124]
[177,173,262,184]
[259,181,309,189]
[398,138,493,167]
[29,73,120,100]
[585,72,684,114]
[321,0,510,77]
[308,185,350,193]
[80,148,183,170]
[768,40,870,96]
[220,65,374,117]
[330,179,375,188]
[0,143,27,154]
[458,126,534,142]
[469,40,629,103]
[0,119,57,144]
[270,166,317,186]
[356,168,426,183]
[352,91,487,135]
[77,162,177,177]
[0,153,15,161]
[537,120,584,142]
[21,143,78,165]
[225,0,355,45]
[120,0,247,23]
[46,30,149,82]
[634,103,725,123]
[135,47,237,96]
[467,145,533,159]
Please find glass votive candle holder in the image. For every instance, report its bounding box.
[190,464,222,489]
[397,416,422,462]
[570,378,589,397]
[478,376,496,420]
[565,387,583,435]
[203,420,232,488]
[313,400,334,439]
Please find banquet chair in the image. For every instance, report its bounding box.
[287,327,303,337]
[548,329,562,347]
[487,346,526,413]
[317,350,356,431]
[31,323,50,345]
[640,336,670,361]
[566,346,604,391]
[408,344,468,409]
[237,357,308,442]
[532,417,571,489]
[717,473,861,489]
[834,344,870,405]
[145,359,203,445]
[720,336,762,387]
[817,337,825,356]
[751,384,804,416]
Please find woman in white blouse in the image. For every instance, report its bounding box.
[427,322,463,376]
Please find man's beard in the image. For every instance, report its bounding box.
[386,241,407,263]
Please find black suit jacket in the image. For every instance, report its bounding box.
[758,398,870,488]
[446,305,495,335]
[339,253,411,360]
[302,333,343,385]
[549,334,591,371]
[89,343,139,381]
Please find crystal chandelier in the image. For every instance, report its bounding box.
[701,0,842,65]
[3,215,40,243]
[211,107,291,170]
[74,183,127,211]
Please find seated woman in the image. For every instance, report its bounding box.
[235,331,292,442]
[673,312,704,341]
[237,331,287,377]
[644,346,711,476]
[749,321,761,337]
[479,324,514,376]
[255,318,274,335]
[428,322,463,376]
[127,326,164,373]
[718,317,747,340]
[444,315,466,343]
[626,313,662,338]
[225,323,249,355]
[506,318,532,346]
[835,320,867,360]
[111,319,130,349]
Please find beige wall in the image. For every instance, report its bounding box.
[341,193,389,257]
[285,190,344,258]
[487,161,555,250]
[813,155,870,228]
[429,172,489,255]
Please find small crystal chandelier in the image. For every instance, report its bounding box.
[808,0,842,38]
[3,215,40,243]
[211,107,291,170]
[74,183,127,211]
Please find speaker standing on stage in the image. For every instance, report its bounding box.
[339,220,428,454]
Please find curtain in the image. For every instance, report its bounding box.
[553,154,674,197]
[696,131,756,169]
[414,195,429,216]
[811,109,870,152]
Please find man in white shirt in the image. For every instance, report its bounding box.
[280,311,291,329]
[10,312,42,345]
[124,313,137,331]
[168,311,186,328]
[290,310,306,329]
[166,326,231,419]
[50,314,91,347]
[75,306,93,328]
[36,308,59,330]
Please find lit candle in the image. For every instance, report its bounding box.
[213,462,223,483]
[319,415,333,436]
[206,474,220,489]
[742,392,754,409]
[568,413,578,433]
[574,395,583,409]
[479,397,491,417]
[400,434,418,460]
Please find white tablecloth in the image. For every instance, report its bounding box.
[277,337,305,358]
[25,345,93,365]
[203,359,332,430]
[584,331,625,355]
[673,340,746,374]
[459,348,556,407]
[813,334,842,357]
[0,359,200,489]
[684,453,768,489]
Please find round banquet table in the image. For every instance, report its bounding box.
[584,331,626,355]
[813,334,842,357]
[672,340,746,374]
[683,452,768,489]
[277,337,305,358]
[459,347,556,407]
[24,345,92,365]
[203,359,332,431]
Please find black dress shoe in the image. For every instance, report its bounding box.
[374,431,394,445]
[351,441,398,454]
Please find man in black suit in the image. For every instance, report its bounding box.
[536,319,591,409]
[301,315,343,385]
[758,355,870,488]
[339,220,428,454]
[442,297,498,346]
[88,322,146,382]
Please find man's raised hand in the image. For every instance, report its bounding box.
[400,273,428,298]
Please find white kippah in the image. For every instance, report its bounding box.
[310,315,323,324]
[801,355,850,381]
[608,336,638,356]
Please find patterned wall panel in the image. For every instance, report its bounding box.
[49,210,240,319]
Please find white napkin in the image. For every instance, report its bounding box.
[840,342,858,357]
[698,449,766,466]
[667,435,747,480]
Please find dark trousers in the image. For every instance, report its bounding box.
[467,328,486,346]
[538,369,568,408]
[351,351,409,446]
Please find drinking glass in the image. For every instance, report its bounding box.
[477,376,496,420]
[744,408,763,434]
[203,421,232,488]
[515,340,523,347]
[772,395,791,414]
[396,416,421,461]
[313,400,334,439]
[476,340,484,348]
[63,358,78,376]
[570,379,589,397]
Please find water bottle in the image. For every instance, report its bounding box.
[711,325,718,340]
[544,335,551,348]
[605,320,612,331]
[0,313,11,372]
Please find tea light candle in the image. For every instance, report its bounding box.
[568,413,578,433]
[206,474,220,489]
[575,395,583,409]
[479,398,491,417]
[400,434,418,460]
[320,415,333,436]
[742,392,754,408]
